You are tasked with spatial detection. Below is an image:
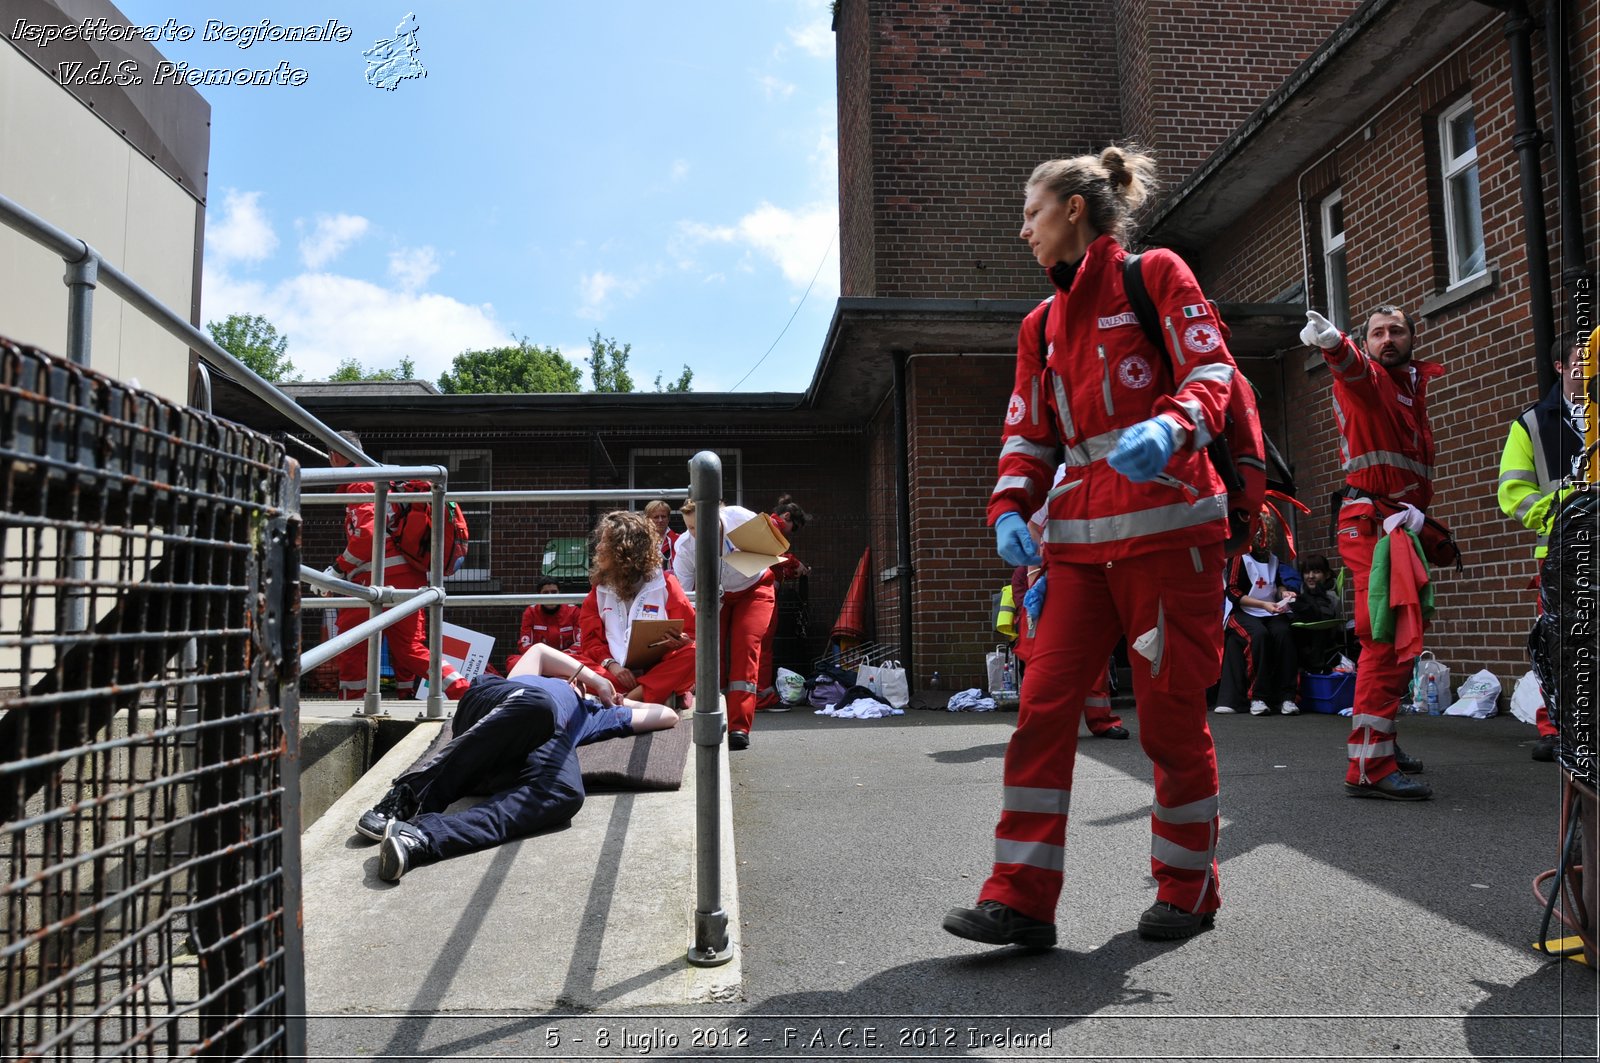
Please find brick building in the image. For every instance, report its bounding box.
[239,0,1594,701]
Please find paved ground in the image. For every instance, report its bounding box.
[306,700,1597,1061]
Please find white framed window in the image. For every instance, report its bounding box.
[385,447,492,583]
[628,448,744,518]
[1438,97,1486,287]
[1320,189,1350,329]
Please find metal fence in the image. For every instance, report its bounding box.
[0,338,305,1058]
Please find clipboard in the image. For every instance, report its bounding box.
[724,513,789,578]
[623,618,686,670]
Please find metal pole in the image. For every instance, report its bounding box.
[301,587,443,672]
[361,481,389,718]
[891,350,916,686]
[274,460,308,1059]
[424,480,448,720]
[1504,1,1557,394]
[62,250,98,637]
[687,450,732,967]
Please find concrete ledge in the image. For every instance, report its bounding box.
[297,716,378,829]
[300,714,741,1012]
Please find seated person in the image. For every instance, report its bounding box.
[354,642,681,882]
[577,510,697,707]
[505,575,581,673]
[1288,552,1343,675]
[645,499,680,565]
[1215,512,1300,717]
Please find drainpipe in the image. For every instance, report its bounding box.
[1504,0,1557,393]
[1545,0,1595,339]
[891,350,915,686]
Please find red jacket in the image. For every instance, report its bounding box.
[576,571,697,671]
[1322,334,1442,511]
[333,481,421,586]
[988,235,1235,562]
[518,603,581,653]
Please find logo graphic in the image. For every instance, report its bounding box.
[1117,355,1154,389]
[364,12,425,90]
[1183,322,1223,354]
[1182,303,1211,319]
[1005,393,1027,425]
[1098,312,1139,329]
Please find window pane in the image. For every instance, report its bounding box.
[1448,108,1476,160]
[1449,165,1486,280]
[1326,246,1349,329]
[1326,197,1344,239]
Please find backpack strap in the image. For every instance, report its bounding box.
[1121,253,1166,353]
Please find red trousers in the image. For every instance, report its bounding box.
[721,574,776,734]
[636,643,697,704]
[1528,576,1560,739]
[335,563,468,701]
[1018,622,1121,733]
[980,545,1225,924]
[1337,505,1413,783]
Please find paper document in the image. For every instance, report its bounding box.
[624,618,686,670]
[724,513,789,577]
[415,622,494,698]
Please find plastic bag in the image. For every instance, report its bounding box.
[869,660,910,708]
[1444,668,1501,718]
[1410,651,1451,707]
[985,644,1015,695]
[776,667,807,705]
[1508,669,1543,726]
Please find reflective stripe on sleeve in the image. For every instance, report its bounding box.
[1002,785,1071,816]
[1177,362,1235,389]
[994,838,1065,872]
[1001,435,1061,465]
[1153,793,1219,824]
[1059,428,1127,468]
[1151,834,1213,871]
[993,475,1033,496]
[1514,490,1547,523]
[1498,468,1537,487]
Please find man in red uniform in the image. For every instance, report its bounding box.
[1300,307,1437,800]
[330,434,471,703]
[505,576,581,673]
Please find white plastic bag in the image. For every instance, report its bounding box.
[874,660,910,708]
[776,667,807,705]
[985,645,1014,695]
[1509,670,1543,726]
[1411,651,1451,708]
[1444,668,1501,718]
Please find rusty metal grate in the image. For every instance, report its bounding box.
[0,338,304,1059]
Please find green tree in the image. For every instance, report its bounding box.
[329,356,415,382]
[587,332,635,393]
[436,339,583,393]
[653,365,694,392]
[206,313,296,381]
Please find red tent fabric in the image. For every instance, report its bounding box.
[831,548,871,642]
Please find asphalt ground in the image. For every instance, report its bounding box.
[306,700,1598,1061]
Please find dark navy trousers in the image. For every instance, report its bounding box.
[395,675,630,861]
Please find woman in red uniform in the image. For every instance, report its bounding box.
[943,145,1238,949]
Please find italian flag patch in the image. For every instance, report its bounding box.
[1182,303,1210,319]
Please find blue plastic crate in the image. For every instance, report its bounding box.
[1301,671,1355,714]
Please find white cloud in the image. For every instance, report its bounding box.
[759,74,796,100]
[670,159,690,182]
[297,213,369,269]
[683,201,839,296]
[207,189,278,264]
[201,263,511,382]
[787,11,834,59]
[388,246,440,291]
[577,269,644,320]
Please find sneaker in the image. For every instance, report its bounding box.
[1137,901,1215,941]
[1279,701,1300,716]
[1249,700,1270,716]
[1213,705,1237,715]
[378,819,431,882]
[356,782,419,842]
[1093,725,1130,740]
[1394,745,1425,774]
[1531,734,1559,762]
[1343,771,1432,801]
[728,730,750,751]
[942,900,1056,950]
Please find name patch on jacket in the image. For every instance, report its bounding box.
[1098,312,1139,329]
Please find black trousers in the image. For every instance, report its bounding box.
[1217,611,1298,708]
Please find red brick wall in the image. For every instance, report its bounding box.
[1116,0,1363,179]
[839,0,1122,299]
[1190,10,1600,694]
[907,352,1017,689]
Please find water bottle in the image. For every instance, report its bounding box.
[1001,657,1016,693]
[1426,675,1440,715]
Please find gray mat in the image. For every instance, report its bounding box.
[405,713,691,792]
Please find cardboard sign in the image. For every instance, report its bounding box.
[624,618,686,670]
[415,621,495,698]
[724,512,789,578]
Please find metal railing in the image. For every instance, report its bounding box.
[1,188,736,1049]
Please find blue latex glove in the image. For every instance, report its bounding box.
[1107,417,1177,483]
[1023,573,1046,627]
[994,512,1040,567]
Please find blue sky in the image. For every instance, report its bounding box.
[117,1,840,391]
